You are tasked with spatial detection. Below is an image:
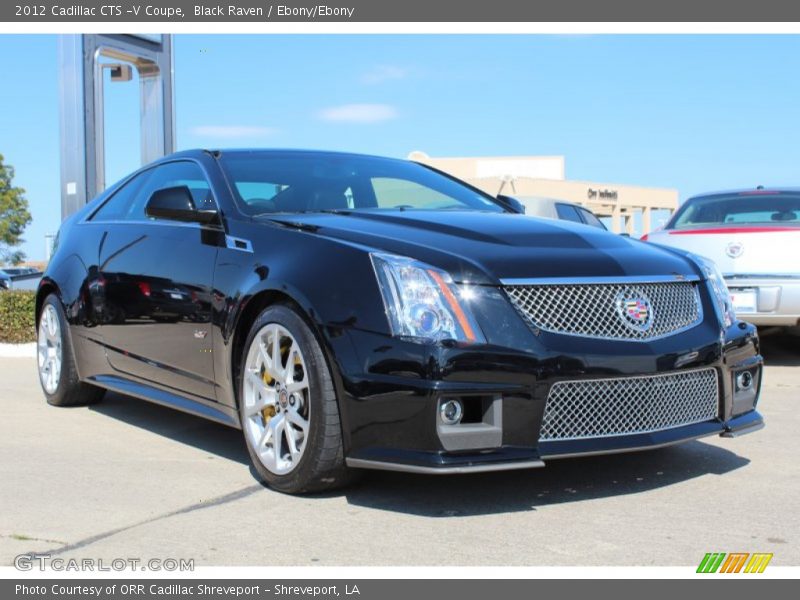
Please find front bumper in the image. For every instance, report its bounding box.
[331,314,764,474]
[726,276,800,327]
[345,411,764,474]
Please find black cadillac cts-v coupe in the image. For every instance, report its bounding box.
[36,149,764,493]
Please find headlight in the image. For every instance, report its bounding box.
[370,253,485,343]
[690,253,735,328]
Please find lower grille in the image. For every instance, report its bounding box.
[539,368,719,441]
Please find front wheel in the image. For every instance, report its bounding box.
[37,294,105,406]
[238,304,353,493]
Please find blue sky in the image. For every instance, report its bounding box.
[3,34,800,260]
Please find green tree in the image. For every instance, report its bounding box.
[0,154,32,265]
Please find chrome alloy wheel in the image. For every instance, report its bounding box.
[242,323,310,474]
[37,304,63,394]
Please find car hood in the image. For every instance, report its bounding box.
[262,210,698,284]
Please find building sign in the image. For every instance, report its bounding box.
[588,188,619,200]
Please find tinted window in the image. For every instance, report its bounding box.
[578,207,606,229]
[670,193,800,229]
[90,170,151,221]
[371,177,455,209]
[134,162,214,220]
[555,203,583,223]
[91,161,214,222]
[235,181,288,203]
[218,152,504,215]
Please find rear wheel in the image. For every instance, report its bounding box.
[238,304,352,493]
[37,294,105,406]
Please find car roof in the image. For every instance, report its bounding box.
[687,188,800,201]
[154,148,410,164]
[522,196,581,206]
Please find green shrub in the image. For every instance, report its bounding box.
[0,290,36,343]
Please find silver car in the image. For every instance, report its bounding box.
[644,188,800,331]
[512,196,607,229]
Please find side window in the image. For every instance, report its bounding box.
[555,203,583,223]
[92,161,214,222]
[134,161,215,220]
[90,170,152,221]
[578,207,606,229]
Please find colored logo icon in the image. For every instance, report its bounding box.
[616,293,654,331]
[697,552,773,573]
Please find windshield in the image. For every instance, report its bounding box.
[217,151,504,215]
[670,192,800,229]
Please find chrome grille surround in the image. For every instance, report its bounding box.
[503,277,703,341]
[539,368,719,441]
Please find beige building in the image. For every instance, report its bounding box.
[408,152,677,234]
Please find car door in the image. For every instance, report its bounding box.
[90,160,220,400]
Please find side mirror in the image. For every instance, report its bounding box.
[145,186,219,225]
[496,194,526,214]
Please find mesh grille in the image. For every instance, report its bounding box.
[539,368,719,441]
[505,281,701,340]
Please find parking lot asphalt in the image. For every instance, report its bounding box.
[1,335,798,567]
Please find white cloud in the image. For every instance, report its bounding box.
[361,65,409,85]
[316,104,398,124]
[189,125,277,138]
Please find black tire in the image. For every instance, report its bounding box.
[238,304,354,493]
[37,294,105,407]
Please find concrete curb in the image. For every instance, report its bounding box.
[0,343,36,358]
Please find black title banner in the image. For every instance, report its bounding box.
[4,0,800,22]
[4,579,795,600]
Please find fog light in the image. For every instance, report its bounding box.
[737,370,754,390]
[439,399,463,425]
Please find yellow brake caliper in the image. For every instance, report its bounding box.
[261,340,302,427]
[261,340,290,427]
[261,365,275,426]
